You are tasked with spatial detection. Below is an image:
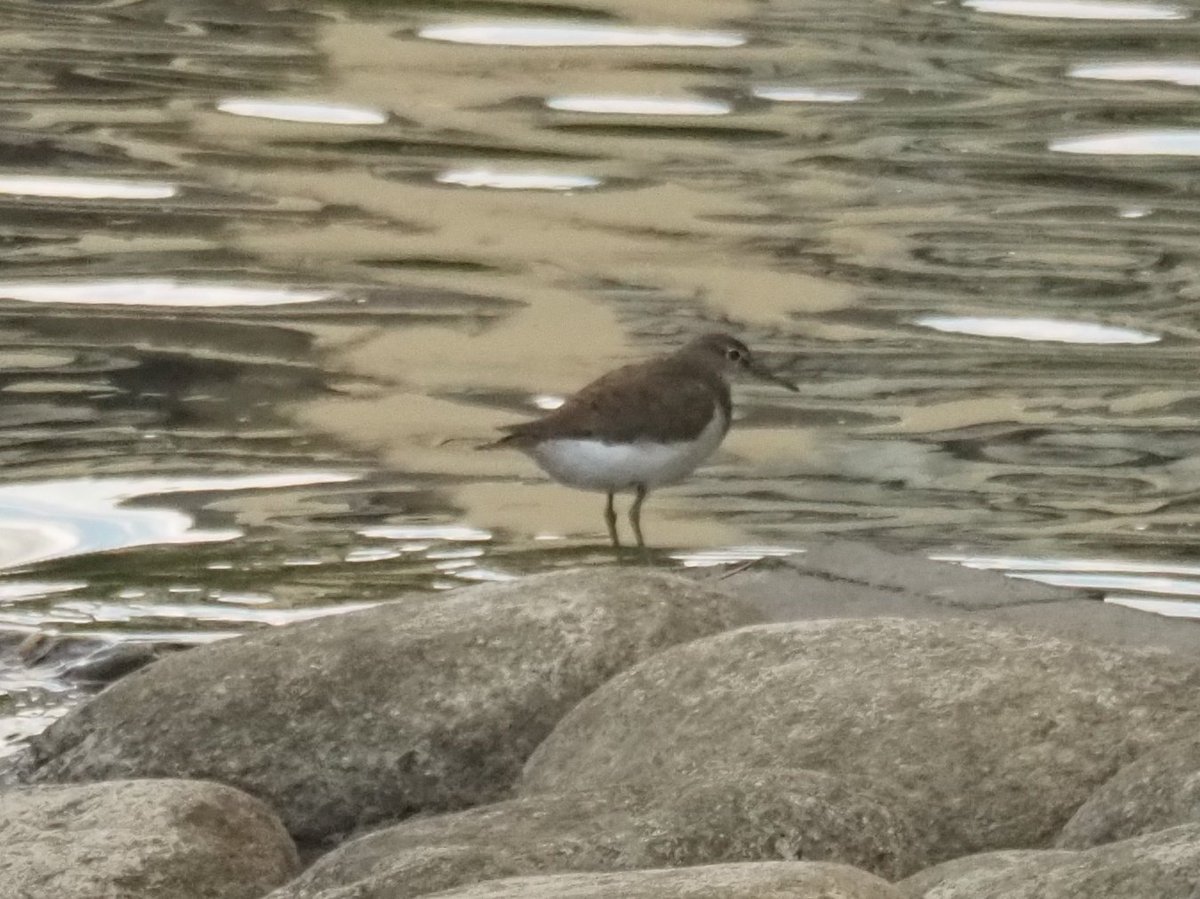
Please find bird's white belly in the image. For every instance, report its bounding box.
[527,412,728,491]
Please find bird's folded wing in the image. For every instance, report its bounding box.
[500,362,722,444]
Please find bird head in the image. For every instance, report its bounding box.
[683,333,799,391]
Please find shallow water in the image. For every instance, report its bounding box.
[4,0,1200,754]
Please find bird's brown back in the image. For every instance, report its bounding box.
[494,355,732,447]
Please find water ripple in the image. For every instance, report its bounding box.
[435,169,603,190]
[0,279,339,307]
[963,0,1188,19]
[545,95,732,116]
[914,316,1161,344]
[0,175,176,200]
[1069,61,1200,85]
[216,98,388,125]
[1050,130,1200,155]
[0,473,355,571]
[752,86,864,103]
[417,22,746,48]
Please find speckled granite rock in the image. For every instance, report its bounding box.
[1058,733,1200,848]
[19,568,754,844]
[521,617,1200,861]
[897,849,1078,898]
[415,861,903,899]
[0,778,298,899]
[271,769,924,898]
[899,823,1200,898]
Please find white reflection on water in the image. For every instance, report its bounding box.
[1070,61,1200,85]
[932,554,1200,576]
[44,599,379,626]
[426,546,486,560]
[0,175,177,200]
[0,708,69,759]
[0,581,86,602]
[450,567,518,583]
[1010,573,1200,596]
[66,628,234,645]
[671,546,803,568]
[345,546,403,563]
[1105,595,1200,617]
[533,394,566,410]
[435,169,603,190]
[435,559,476,571]
[933,554,1200,619]
[545,96,732,116]
[915,315,1160,344]
[964,0,1187,19]
[0,472,356,571]
[347,535,512,582]
[1050,130,1200,156]
[0,279,338,307]
[210,591,274,605]
[216,98,388,125]
[751,86,864,103]
[360,524,492,542]
[417,22,745,48]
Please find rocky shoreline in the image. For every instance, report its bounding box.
[4,542,1200,898]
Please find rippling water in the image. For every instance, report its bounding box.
[4,0,1200,754]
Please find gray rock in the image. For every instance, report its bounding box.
[63,642,167,684]
[521,618,1200,861]
[1058,733,1200,848]
[20,569,753,844]
[0,778,298,899]
[898,823,1200,898]
[728,540,1200,657]
[273,769,924,898]
[897,849,1078,898]
[416,861,903,898]
[15,631,110,667]
[275,845,526,899]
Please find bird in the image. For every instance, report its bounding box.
[482,333,798,547]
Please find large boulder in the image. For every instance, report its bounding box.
[1058,733,1200,848]
[415,861,902,899]
[20,569,754,844]
[521,618,1200,861]
[0,778,298,899]
[899,823,1200,898]
[273,769,924,898]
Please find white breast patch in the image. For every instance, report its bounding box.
[525,410,728,492]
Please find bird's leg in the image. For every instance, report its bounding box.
[629,484,648,548]
[604,491,621,548]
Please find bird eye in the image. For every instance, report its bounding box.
[726,348,743,362]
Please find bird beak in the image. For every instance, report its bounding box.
[747,359,799,392]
